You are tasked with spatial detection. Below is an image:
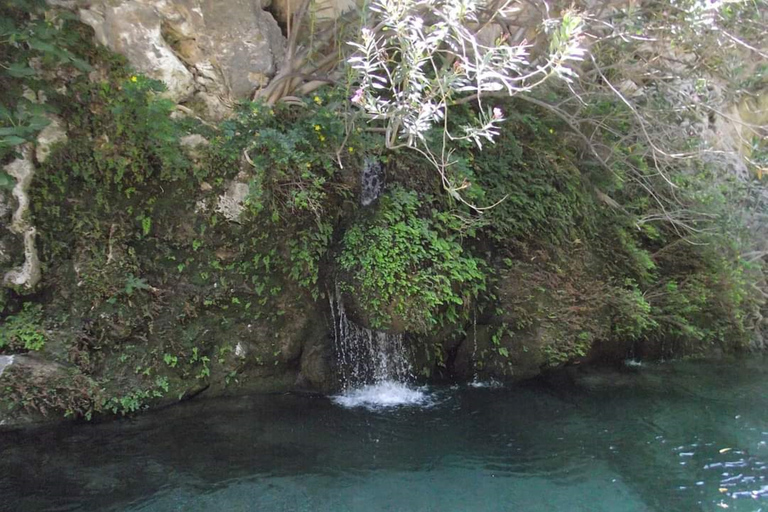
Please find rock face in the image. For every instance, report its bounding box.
[77,0,286,117]
[270,0,357,24]
[216,179,250,222]
[450,252,616,383]
[35,115,68,164]
[2,146,41,292]
[0,355,85,428]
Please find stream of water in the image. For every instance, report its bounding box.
[1,357,767,511]
[329,283,429,409]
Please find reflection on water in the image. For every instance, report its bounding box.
[1,357,767,511]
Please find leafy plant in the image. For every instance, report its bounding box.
[339,186,486,331]
[348,0,585,204]
[0,303,46,352]
[0,0,92,165]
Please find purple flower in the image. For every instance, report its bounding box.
[351,89,364,104]
[492,107,503,120]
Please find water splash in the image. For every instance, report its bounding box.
[360,157,383,206]
[331,381,431,410]
[329,283,427,409]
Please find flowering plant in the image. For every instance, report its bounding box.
[348,0,586,206]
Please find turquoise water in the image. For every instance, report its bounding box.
[1,358,767,511]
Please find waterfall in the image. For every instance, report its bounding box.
[360,157,383,206]
[329,283,429,409]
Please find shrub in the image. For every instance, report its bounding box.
[339,186,486,331]
[0,303,46,352]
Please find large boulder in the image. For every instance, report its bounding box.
[76,0,286,117]
[79,1,195,102]
[451,253,616,383]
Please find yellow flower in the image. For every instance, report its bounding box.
[305,162,311,168]
[319,135,326,142]
[314,124,321,131]
[130,76,138,82]
[348,147,355,153]
[549,128,554,134]
[314,96,322,105]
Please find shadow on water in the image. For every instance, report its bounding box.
[1,356,767,511]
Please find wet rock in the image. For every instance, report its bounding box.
[298,340,334,392]
[451,254,613,383]
[453,324,546,382]
[360,157,383,206]
[0,355,86,429]
[0,355,15,378]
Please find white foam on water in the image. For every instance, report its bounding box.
[332,381,431,410]
[468,377,504,389]
[624,359,643,368]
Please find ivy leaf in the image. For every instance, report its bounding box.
[0,171,14,189]
[26,39,57,53]
[5,62,36,78]
[0,135,27,146]
[70,56,92,72]
[26,115,50,131]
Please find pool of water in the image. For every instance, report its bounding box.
[1,357,767,511]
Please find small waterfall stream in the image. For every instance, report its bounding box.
[360,157,383,206]
[329,284,429,409]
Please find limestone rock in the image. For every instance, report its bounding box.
[179,133,209,161]
[75,0,286,112]
[215,180,250,222]
[183,0,286,99]
[2,146,41,292]
[79,2,196,102]
[35,115,68,164]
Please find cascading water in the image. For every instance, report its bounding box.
[360,157,383,206]
[329,284,429,409]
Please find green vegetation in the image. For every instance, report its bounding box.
[0,0,766,423]
[209,95,356,298]
[0,0,91,166]
[339,186,486,332]
[0,303,46,352]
